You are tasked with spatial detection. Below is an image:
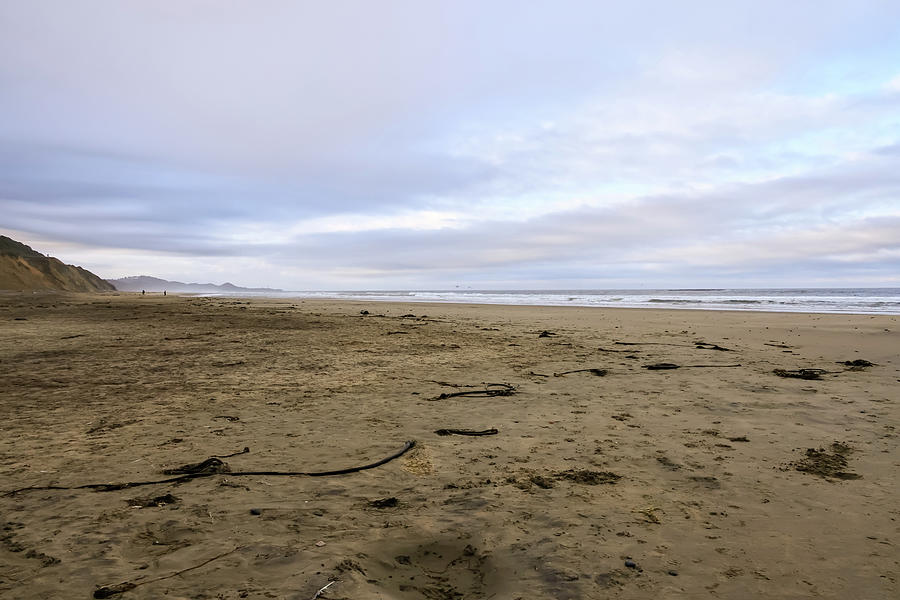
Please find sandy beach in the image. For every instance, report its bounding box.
[1,293,897,599]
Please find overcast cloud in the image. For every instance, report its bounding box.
[1,1,899,289]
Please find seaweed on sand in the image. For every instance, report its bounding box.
[790,442,861,480]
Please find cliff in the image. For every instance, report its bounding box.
[0,236,116,292]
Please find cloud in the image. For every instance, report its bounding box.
[153,149,896,287]
[0,140,495,251]
[2,1,900,288]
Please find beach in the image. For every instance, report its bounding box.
[1,292,897,599]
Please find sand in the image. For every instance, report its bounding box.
[0,292,897,599]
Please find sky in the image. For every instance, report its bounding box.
[1,1,899,290]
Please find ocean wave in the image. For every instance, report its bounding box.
[230,288,900,315]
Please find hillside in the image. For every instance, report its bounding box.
[0,236,116,292]
[108,275,282,294]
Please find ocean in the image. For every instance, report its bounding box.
[200,288,900,315]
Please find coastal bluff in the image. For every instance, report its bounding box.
[0,235,115,292]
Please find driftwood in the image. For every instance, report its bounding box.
[643,363,680,370]
[431,383,515,401]
[644,363,742,370]
[553,368,607,377]
[615,341,731,351]
[4,442,416,496]
[434,428,499,436]
[216,447,250,458]
[694,342,732,351]
[426,380,479,388]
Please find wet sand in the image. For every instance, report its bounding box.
[1,293,898,599]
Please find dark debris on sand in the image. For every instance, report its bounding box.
[368,497,399,509]
[127,493,180,508]
[790,442,862,480]
[555,470,622,485]
[839,359,876,371]
[773,368,828,380]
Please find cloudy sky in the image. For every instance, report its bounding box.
[2,1,899,289]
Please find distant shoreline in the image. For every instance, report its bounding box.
[156,287,900,316]
[9,287,898,315]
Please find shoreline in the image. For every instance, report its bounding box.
[49,288,900,315]
[20,288,900,316]
[1,293,898,598]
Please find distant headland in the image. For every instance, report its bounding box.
[107,275,283,294]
